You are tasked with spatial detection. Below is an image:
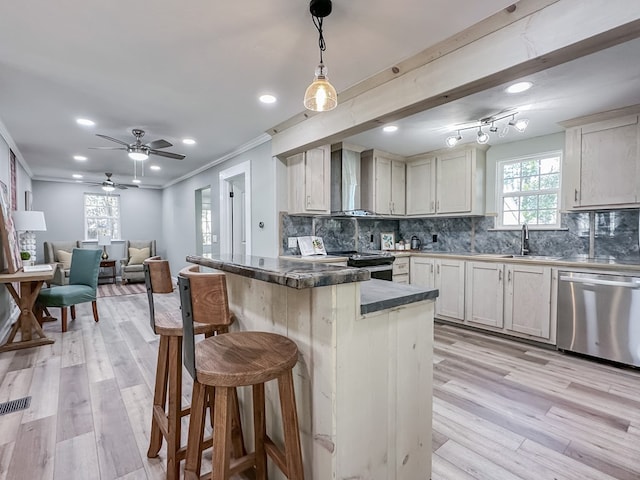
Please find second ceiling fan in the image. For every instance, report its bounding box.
[90,128,186,160]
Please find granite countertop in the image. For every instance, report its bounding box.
[360,279,438,314]
[186,254,369,289]
[406,251,640,272]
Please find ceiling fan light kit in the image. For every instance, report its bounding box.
[445,111,529,147]
[304,0,338,112]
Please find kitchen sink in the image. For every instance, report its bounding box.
[505,255,562,261]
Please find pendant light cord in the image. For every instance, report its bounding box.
[312,15,326,63]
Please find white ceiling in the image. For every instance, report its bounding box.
[1,2,637,190]
[0,1,518,188]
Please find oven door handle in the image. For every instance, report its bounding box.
[559,275,640,288]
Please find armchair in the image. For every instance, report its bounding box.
[120,240,157,284]
[43,240,81,285]
[36,248,101,332]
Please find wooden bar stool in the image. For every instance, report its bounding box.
[178,265,305,480]
[144,258,240,480]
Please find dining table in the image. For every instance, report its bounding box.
[0,266,56,352]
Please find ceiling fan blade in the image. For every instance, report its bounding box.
[150,149,185,160]
[88,146,127,150]
[146,139,172,149]
[115,185,129,190]
[96,134,130,146]
[116,183,140,189]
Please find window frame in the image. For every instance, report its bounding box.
[495,150,563,230]
[83,193,122,241]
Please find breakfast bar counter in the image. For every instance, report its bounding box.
[187,254,437,480]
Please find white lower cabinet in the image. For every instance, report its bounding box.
[392,257,410,283]
[434,258,465,322]
[409,257,435,288]
[504,264,552,340]
[465,262,504,328]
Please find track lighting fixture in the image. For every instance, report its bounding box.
[303,0,338,112]
[445,111,529,147]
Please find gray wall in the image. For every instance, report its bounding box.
[162,140,278,274]
[32,180,164,265]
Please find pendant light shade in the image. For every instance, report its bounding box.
[304,63,337,112]
[304,0,337,112]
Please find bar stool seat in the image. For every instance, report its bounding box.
[179,266,304,480]
[154,310,227,337]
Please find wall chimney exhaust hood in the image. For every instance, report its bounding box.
[331,144,373,216]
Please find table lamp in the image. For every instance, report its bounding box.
[98,235,112,260]
[11,210,47,264]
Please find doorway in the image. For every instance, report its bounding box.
[219,161,251,255]
[195,187,212,258]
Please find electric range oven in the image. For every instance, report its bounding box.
[328,251,395,281]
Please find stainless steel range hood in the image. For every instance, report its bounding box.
[331,144,368,215]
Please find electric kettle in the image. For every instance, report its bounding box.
[410,235,421,250]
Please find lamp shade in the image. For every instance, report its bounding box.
[11,210,47,232]
[304,64,338,112]
[98,235,112,246]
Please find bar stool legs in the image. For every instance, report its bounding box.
[185,368,304,480]
[147,335,184,480]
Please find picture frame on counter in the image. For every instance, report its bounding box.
[380,232,395,250]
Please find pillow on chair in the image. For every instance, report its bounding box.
[57,250,72,269]
[128,247,151,265]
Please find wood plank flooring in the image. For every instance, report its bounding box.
[0,291,639,479]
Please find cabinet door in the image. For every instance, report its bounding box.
[435,259,465,321]
[374,155,392,215]
[406,157,436,215]
[578,115,639,207]
[504,264,552,339]
[465,262,504,328]
[436,150,472,214]
[410,257,435,288]
[391,160,406,215]
[305,145,331,212]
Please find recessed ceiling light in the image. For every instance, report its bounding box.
[150,165,161,171]
[73,155,87,161]
[259,94,277,104]
[505,81,533,94]
[132,179,141,184]
[72,174,83,179]
[182,138,196,145]
[383,125,398,133]
[76,118,95,126]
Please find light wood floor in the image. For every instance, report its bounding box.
[0,291,639,479]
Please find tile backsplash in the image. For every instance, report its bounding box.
[281,209,640,258]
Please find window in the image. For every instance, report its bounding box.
[84,193,121,240]
[497,151,562,228]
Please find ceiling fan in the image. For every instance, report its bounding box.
[90,128,185,160]
[84,173,139,191]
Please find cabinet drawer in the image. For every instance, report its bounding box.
[393,258,410,275]
[393,274,409,284]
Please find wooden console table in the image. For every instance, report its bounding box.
[0,267,55,352]
[99,260,117,284]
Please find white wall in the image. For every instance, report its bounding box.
[484,132,565,215]
[32,180,164,262]
[163,141,277,275]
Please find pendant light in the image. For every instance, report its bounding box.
[303,0,338,112]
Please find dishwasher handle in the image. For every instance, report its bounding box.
[559,275,640,288]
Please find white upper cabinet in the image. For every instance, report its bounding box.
[361,149,406,215]
[561,106,640,210]
[406,156,436,215]
[406,145,486,217]
[287,145,331,214]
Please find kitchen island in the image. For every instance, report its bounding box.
[186,254,438,480]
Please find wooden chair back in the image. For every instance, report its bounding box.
[178,265,233,379]
[144,257,173,334]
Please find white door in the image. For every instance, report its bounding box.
[219,161,251,256]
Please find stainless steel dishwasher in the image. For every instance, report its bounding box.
[557,271,640,367]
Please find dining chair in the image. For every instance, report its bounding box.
[36,248,101,332]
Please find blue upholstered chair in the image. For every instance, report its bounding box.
[37,248,101,332]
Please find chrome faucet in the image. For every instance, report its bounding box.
[520,223,530,256]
